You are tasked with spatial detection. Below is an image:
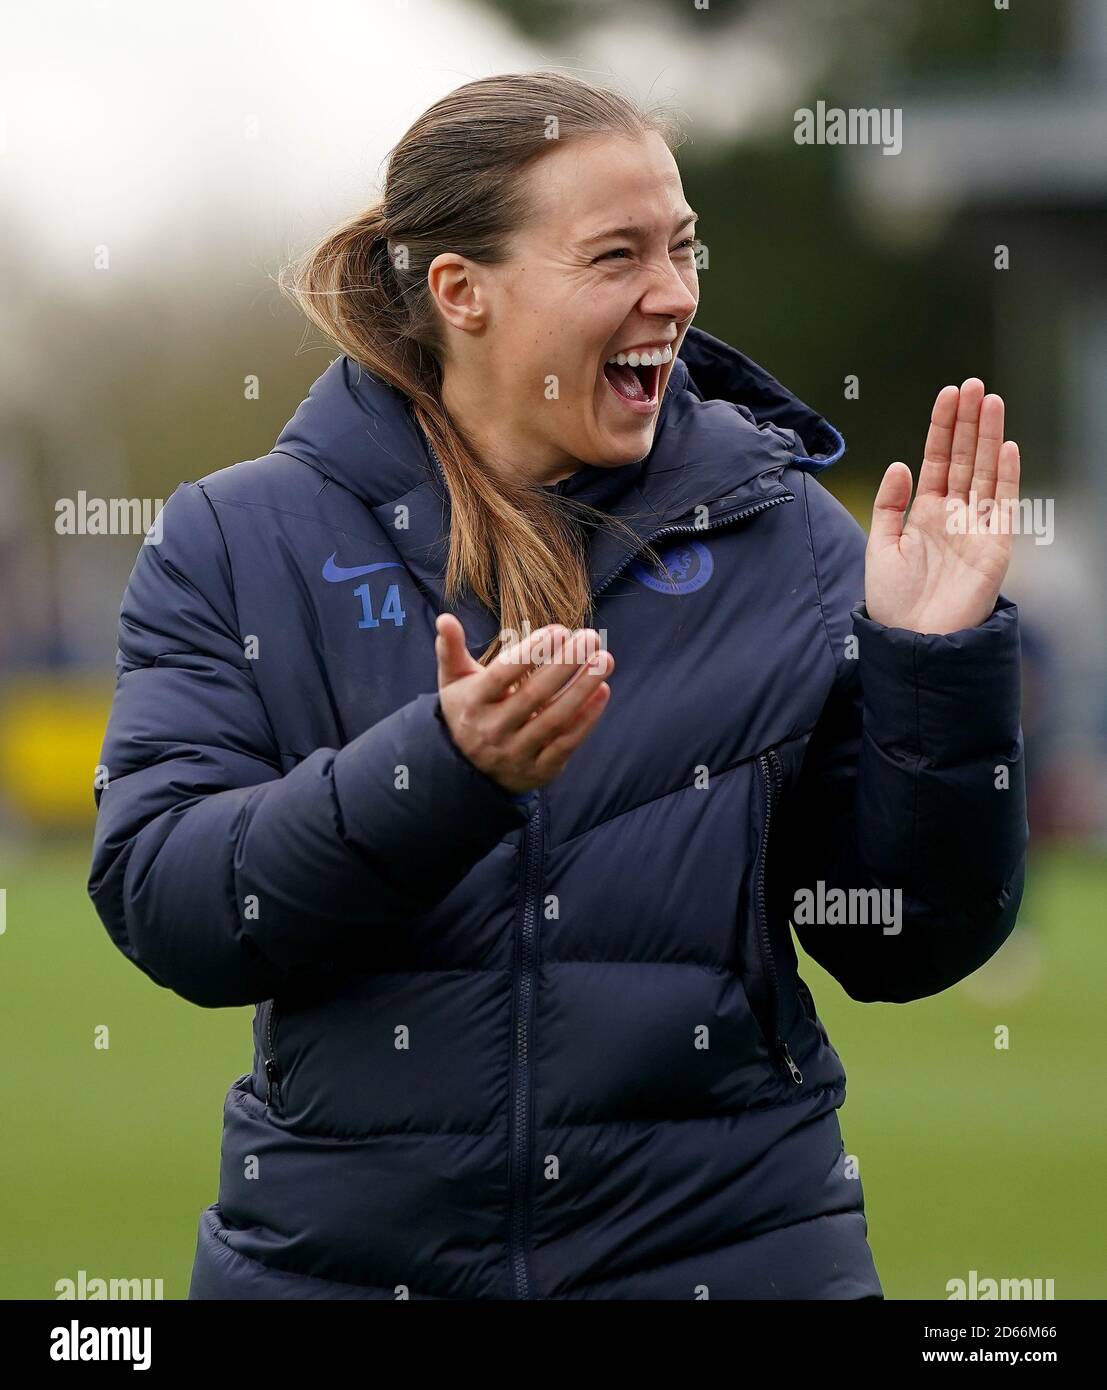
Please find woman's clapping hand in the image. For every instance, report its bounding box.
[435,615,613,794]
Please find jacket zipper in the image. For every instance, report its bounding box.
[263,999,282,1109]
[426,430,799,1266]
[425,432,447,488]
[612,494,795,1084]
[756,750,803,1086]
[507,790,544,1300]
[591,493,794,598]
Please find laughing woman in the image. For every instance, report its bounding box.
[88,71,1027,1300]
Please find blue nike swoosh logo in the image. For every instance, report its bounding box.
[321,554,404,583]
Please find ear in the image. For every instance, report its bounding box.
[427,252,485,334]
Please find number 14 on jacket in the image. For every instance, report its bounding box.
[355,582,406,629]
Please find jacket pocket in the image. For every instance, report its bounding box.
[796,977,817,1023]
[260,998,283,1112]
[755,749,804,1086]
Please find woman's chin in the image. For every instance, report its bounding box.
[588,435,656,469]
[586,396,659,462]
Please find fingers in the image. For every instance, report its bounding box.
[918,379,1011,510]
[435,613,479,687]
[500,629,607,730]
[993,440,1021,511]
[461,624,615,791]
[513,646,614,754]
[870,461,913,548]
[530,678,612,781]
[436,618,615,792]
[486,626,605,722]
[970,394,1006,503]
[947,378,986,503]
[916,384,960,497]
[482,624,575,701]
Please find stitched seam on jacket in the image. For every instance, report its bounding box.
[270,731,809,843]
[111,740,282,775]
[275,445,440,515]
[910,634,922,906]
[236,957,776,976]
[563,1201,866,1297]
[799,471,839,673]
[229,1081,502,1140]
[550,1080,845,1130]
[228,1076,843,1141]
[201,473,399,539]
[118,648,254,674]
[551,736,809,851]
[207,1217,449,1300]
[227,451,460,530]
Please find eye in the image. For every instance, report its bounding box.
[594,237,699,264]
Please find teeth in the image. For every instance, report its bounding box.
[605,345,673,367]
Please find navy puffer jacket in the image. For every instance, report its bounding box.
[88,327,1027,1300]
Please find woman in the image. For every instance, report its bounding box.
[88,71,1027,1300]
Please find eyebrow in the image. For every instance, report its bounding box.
[579,210,698,247]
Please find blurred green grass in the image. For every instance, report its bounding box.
[1,839,1102,1299]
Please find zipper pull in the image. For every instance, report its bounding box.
[776,1039,803,1085]
[264,1058,280,1107]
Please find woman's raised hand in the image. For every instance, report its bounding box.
[865,379,1021,635]
[435,614,613,794]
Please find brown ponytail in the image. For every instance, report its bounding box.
[279,70,683,662]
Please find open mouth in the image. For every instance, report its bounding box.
[602,358,661,407]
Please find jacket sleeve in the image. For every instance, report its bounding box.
[776,471,1029,1004]
[87,481,531,1009]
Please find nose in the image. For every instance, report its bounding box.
[638,252,698,326]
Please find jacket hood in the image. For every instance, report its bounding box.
[270,325,845,617]
[674,326,844,470]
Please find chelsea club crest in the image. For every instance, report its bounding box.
[629,541,714,594]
